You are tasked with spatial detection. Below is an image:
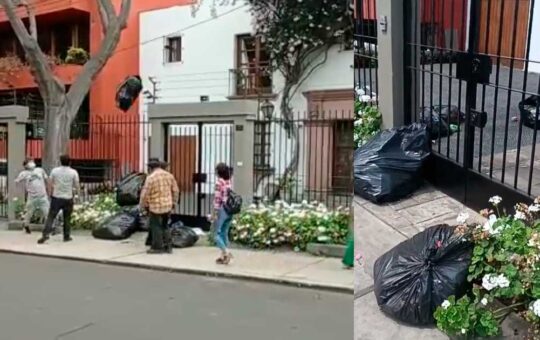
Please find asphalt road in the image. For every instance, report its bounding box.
[0,254,351,340]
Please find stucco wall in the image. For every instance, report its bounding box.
[139,2,353,196]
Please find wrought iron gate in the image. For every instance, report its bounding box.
[404,0,540,211]
[165,122,233,230]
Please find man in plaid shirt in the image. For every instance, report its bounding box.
[139,158,179,254]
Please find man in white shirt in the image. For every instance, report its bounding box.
[38,155,80,244]
[15,158,49,234]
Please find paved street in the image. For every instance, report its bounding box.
[0,254,351,340]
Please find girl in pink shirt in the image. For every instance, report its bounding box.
[212,163,233,264]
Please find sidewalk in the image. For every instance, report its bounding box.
[354,184,483,340]
[0,229,353,293]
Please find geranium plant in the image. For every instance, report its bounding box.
[354,99,381,148]
[434,195,540,337]
[71,194,120,230]
[231,200,349,251]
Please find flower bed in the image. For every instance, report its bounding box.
[231,201,350,251]
[434,196,540,338]
[71,194,120,230]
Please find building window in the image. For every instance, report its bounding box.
[165,36,182,63]
[254,121,271,168]
[235,34,272,96]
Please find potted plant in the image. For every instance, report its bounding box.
[65,47,89,65]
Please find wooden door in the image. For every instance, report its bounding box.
[169,136,197,192]
[332,121,354,192]
[478,0,530,69]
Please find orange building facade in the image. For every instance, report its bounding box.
[0,0,190,180]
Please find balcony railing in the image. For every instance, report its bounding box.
[228,65,273,98]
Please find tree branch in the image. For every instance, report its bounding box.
[14,0,37,40]
[289,47,330,100]
[0,0,58,99]
[66,0,131,117]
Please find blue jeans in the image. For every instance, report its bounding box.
[214,208,232,251]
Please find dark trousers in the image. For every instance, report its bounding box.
[43,197,73,239]
[148,212,171,251]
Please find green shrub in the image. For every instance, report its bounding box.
[71,194,120,230]
[231,201,349,251]
[65,47,89,65]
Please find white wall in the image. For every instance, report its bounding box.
[530,0,540,74]
[139,2,352,196]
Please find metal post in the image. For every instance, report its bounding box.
[375,0,405,128]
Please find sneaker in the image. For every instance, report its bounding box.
[63,237,73,243]
[37,236,49,244]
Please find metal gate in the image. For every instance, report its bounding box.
[404,0,540,211]
[165,122,233,230]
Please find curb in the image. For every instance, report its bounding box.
[0,249,354,294]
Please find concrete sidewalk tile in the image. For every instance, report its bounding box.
[401,199,455,225]
[354,203,407,277]
[281,258,353,289]
[354,292,446,340]
[116,247,323,279]
[354,264,372,294]
[0,230,352,291]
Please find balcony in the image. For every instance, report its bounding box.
[0,63,83,90]
[228,65,275,100]
[0,0,90,23]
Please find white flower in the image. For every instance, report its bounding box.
[515,211,527,220]
[456,212,469,224]
[482,273,510,291]
[317,226,326,233]
[481,298,488,306]
[461,329,466,335]
[482,215,500,235]
[530,300,540,317]
[529,205,540,213]
[441,300,451,309]
[489,196,502,205]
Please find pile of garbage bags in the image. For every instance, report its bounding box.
[91,173,199,248]
[354,123,430,203]
[520,95,540,129]
[373,224,473,325]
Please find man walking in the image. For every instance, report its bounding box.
[139,158,179,254]
[38,155,80,244]
[15,158,49,234]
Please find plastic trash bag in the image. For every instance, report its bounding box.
[373,224,473,325]
[435,105,465,125]
[520,95,540,129]
[122,206,149,232]
[116,173,146,207]
[92,213,138,240]
[419,108,450,140]
[171,222,199,248]
[354,123,430,203]
[116,75,143,112]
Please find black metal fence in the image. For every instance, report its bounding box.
[404,0,540,211]
[354,0,378,106]
[25,116,151,200]
[254,110,354,209]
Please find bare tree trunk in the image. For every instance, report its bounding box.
[42,102,72,172]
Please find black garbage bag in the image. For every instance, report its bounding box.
[354,123,430,203]
[435,105,465,125]
[116,173,147,207]
[374,224,473,326]
[92,213,138,240]
[171,223,198,248]
[520,95,540,129]
[122,206,149,232]
[116,75,143,112]
[419,108,450,140]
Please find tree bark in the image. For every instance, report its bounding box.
[42,101,72,172]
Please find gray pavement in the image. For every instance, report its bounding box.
[0,253,351,340]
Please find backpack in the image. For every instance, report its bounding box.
[223,188,242,215]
